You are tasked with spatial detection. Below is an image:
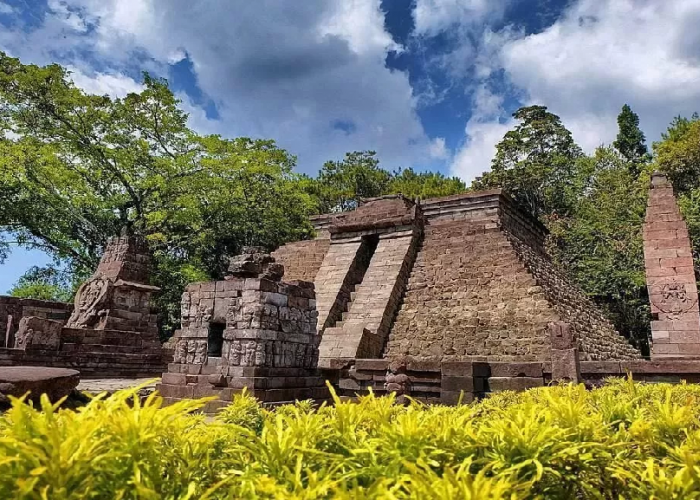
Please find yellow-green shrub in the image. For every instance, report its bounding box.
[1,378,700,498]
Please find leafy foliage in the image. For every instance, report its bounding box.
[473,104,655,345]
[613,104,650,174]
[387,167,467,200]
[473,105,584,219]
[4,380,700,498]
[655,113,700,283]
[8,265,80,302]
[547,148,651,353]
[313,151,391,212]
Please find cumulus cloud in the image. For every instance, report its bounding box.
[451,85,515,182]
[0,0,437,174]
[446,0,700,180]
[429,137,449,160]
[500,0,700,151]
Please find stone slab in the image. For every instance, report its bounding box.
[0,366,79,402]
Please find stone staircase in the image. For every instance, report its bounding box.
[317,230,420,366]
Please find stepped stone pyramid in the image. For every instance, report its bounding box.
[273,191,640,367]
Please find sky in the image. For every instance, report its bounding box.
[1,0,700,293]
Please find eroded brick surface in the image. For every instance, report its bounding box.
[272,239,330,282]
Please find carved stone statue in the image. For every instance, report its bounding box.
[180,293,192,327]
[193,340,207,364]
[14,327,33,350]
[173,340,187,364]
[66,277,112,328]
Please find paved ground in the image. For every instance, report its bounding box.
[77,377,160,395]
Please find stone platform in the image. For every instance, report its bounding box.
[0,366,79,402]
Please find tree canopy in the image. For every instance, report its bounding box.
[613,104,649,174]
[472,104,657,351]
[473,105,584,220]
[0,52,315,333]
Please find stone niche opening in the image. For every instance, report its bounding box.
[207,322,225,358]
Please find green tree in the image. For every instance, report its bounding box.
[8,265,79,302]
[613,104,649,175]
[654,113,700,195]
[654,113,700,283]
[0,53,315,335]
[314,151,391,212]
[386,168,467,200]
[548,148,650,353]
[472,105,584,220]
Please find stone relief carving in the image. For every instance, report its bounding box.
[181,293,191,327]
[195,303,213,326]
[174,339,209,364]
[13,317,62,351]
[66,276,112,328]
[652,283,698,315]
[14,326,33,350]
[173,339,187,363]
[193,340,207,364]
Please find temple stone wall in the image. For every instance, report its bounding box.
[500,200,641,360]
[159,249,328,410]
[0,233,165,377]
[320,229,418,365]
[272,239,330,282]
[385,217,557,362]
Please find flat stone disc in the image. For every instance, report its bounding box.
[0,366,80,402]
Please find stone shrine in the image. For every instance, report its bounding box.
[157,247,328,410]
[0,232,165,376]
[643,172,700,357]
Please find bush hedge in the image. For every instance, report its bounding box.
[2,379,700,498]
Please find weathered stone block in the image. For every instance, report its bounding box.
[487,377,544,392]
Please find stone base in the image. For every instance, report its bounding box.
[157,363,330,412]
[0,366,80,402]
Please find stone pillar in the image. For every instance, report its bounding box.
[549,321,581,383]
[643,172,700,358]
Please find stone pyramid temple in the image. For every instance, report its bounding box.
[273,190,641,368]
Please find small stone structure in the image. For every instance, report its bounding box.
[158,247,327,411]
[0,232,165,376]
[0,297,72,348]
[643,172,700,357]
[0,366,79,403]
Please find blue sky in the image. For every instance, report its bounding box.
[1,0,700,293]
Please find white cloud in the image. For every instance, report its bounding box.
[0,0,436,174]
[500,0,700,151]
[67,67,143,97]
[0,2,14,14]
[451,85,515,182]
[413,0,505,36]
[444,0,700,181]
[429,137,448,160]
